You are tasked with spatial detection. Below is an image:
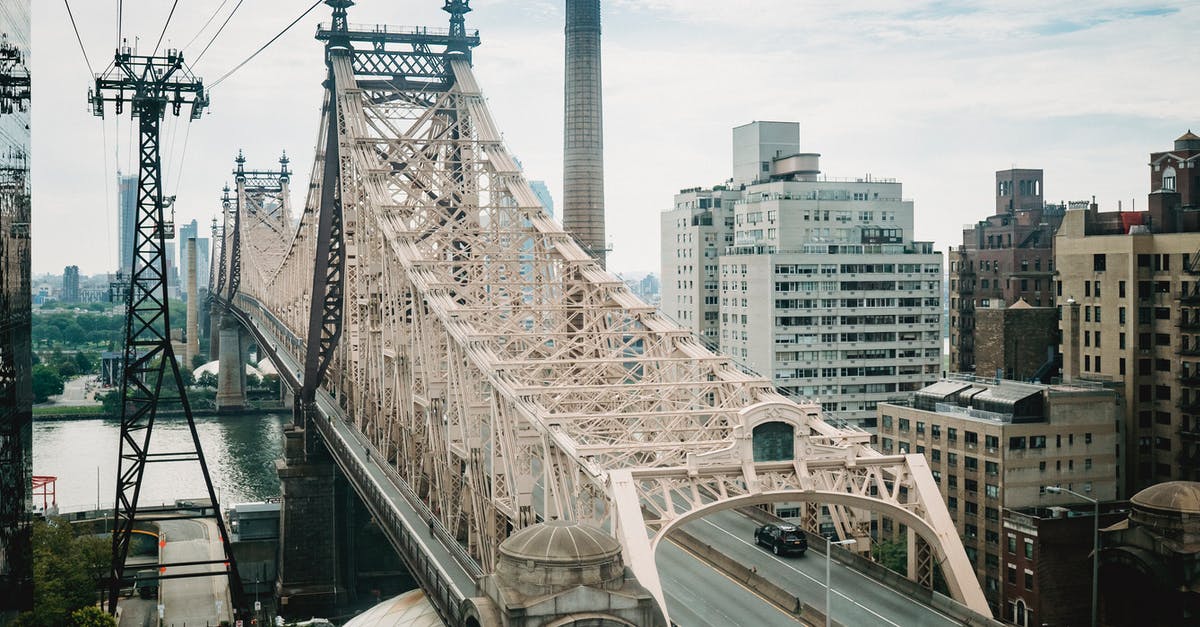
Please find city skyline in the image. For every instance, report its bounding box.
[29,2,1199,277]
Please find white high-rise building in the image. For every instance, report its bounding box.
[662,122,943,428]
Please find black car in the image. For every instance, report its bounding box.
[754,523,807,556]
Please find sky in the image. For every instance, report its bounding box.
[28,0,1200,277]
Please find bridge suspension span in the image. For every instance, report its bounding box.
[213,1,989,622]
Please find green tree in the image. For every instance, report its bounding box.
[871,537,907,576]
[197,371,218,388]
[31,365,64,403]
[99,390,122,416]
[192,353,207,369]
[68,607,116,627]
[74,351,97,374]
[10,519,110,627]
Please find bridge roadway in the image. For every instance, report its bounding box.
[234,298,962,626]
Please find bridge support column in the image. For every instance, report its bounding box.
[275,420,346,616]
[216,318,246,411]
[209,305,222,361]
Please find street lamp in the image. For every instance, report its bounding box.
[826,537,856,627]
[1046,486,1098,627]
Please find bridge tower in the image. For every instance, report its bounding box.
[89,43,245,615]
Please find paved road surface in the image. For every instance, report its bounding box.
[682,510,962,627]
[159,519,232,627]
[659,538,802,626]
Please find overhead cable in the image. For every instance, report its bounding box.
[63,0,95,76]
[210,0,323,89]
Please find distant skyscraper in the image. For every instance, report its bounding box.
[117,172,137,275]
[529,180,556,219]
[61,265,79,303]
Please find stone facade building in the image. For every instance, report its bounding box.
[949,169,1065,375]
[974,300,1059,382]
[663,121,943,428]
[1054,131,1200,492]
[877,377,1120,615]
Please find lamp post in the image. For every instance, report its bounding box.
[1046,486,1098,627]
[826,537,856,627]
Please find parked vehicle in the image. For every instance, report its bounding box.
[753,523,807,556]
[134,569,159,599]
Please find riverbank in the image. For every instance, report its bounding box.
[33,403,287,421]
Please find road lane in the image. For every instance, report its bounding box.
[159,519,232,627]
[683,510,962,627]
[658,539,802,627]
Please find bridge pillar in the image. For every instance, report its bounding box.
[208,305,222,361]
[275,418,346,616]
[215,318,246,411]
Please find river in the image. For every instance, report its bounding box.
[32,412,288,513]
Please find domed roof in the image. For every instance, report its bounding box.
[1131,481,1200,514]
[499,520,621,566]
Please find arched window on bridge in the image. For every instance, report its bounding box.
[752,421,794,461]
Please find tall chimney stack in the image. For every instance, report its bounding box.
[186,237,199,367]
[564,0,606,267]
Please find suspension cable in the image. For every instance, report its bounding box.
[151,0,181,57]
[63,0,95,76]
[194,0,244,66]
[210,0,323,89]
[182,0,229,53]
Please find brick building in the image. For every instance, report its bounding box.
[950,169,1065,374]
[1001,502,1129,627]
[974,300,1059,382]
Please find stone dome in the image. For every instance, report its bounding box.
[1131,481,1200,515]
[495,520,625,594]
[500,520,621,565]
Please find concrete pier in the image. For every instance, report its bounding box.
[215,318,246,411]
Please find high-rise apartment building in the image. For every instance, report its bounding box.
[663,121,943,426]
[117,172,137,276]
[1055,131,1200,492]
[949,169,1065,375]
[61,265,79,303]
[878,377,1120,616]
[661,186,740,346]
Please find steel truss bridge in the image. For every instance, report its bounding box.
[208,4,988,624]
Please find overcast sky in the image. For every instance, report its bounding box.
[29,1,1200,277]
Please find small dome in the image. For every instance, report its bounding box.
[499,520,621,565]
[1131,481,1200,515]
[494,521,625,595]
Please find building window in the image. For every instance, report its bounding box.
[1007,564,1017,585]
[1025,569,1034,591]
[1024,539,1034,560]
[986,484,999,498]
[1007,535,1017,554]
[899,418,910,431]
[1093,254,1106,271]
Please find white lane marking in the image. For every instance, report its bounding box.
[698,518,901,627]
[711,511,961,626]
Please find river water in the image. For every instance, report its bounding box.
[32,412,288,513]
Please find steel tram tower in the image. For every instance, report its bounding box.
[0,31,31,614]
[89,43,245,615]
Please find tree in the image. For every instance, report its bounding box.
[10,519,110,627]
[74,351,97,374]
[31,365,64,402]
[871,537,907,576]
[99,390,122,416]
[197,371,218,388]
[68,607,116,627]
[192,353,207,369]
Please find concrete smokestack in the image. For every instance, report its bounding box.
[186,237,199,367]
[564,0,606,267]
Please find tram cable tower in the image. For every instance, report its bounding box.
[0,30,31,613]
[89,42,245,616]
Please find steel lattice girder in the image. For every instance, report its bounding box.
[233,49,991,619]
